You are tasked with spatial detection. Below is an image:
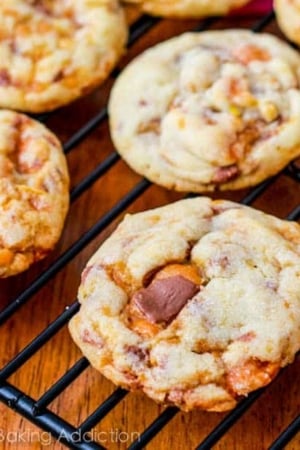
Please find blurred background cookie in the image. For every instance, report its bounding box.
[0,0,127,112]
[0,110,69,277]
[109,30,300,192]
[69,197,300,412]
[123,0,251,18]
[275,0,300,46]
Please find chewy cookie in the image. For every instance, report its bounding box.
[109,30,300,192]
[0,110,69,277]
[0,0,127,112]
[275,0,300,46]
[69,197,300,412]
[123,0,251,18]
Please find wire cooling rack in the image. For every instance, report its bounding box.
[0,9,299,450]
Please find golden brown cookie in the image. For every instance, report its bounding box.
[124,0,251,18]
[275,0,300,46]
[109,30,300,192]
[69,197,300,412]
[0,110,69,277]
[0,0,127,112]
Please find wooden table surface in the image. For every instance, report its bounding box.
[0,6,299,450]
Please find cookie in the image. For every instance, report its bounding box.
[69,197,300,412]
[0,0,127,112]
[123,0,251,18]
[275,0,300,46]
[109,30,300,192]
[0,110,69,277]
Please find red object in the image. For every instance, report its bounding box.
[231,0,273,15]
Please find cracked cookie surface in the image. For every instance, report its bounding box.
[123,0,250,18]
[0,110,69,277]
[69,197,300,411]
[0,0,127,112]
[109,30,300,192]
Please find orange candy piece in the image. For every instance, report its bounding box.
[154,263,202,285]
[227,359,280,396]
[232,44,271,65]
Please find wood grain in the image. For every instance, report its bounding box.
[0,6,299,450]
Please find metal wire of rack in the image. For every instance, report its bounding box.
[0,8,299,450]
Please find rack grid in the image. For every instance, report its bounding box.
[0,8,299,450]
